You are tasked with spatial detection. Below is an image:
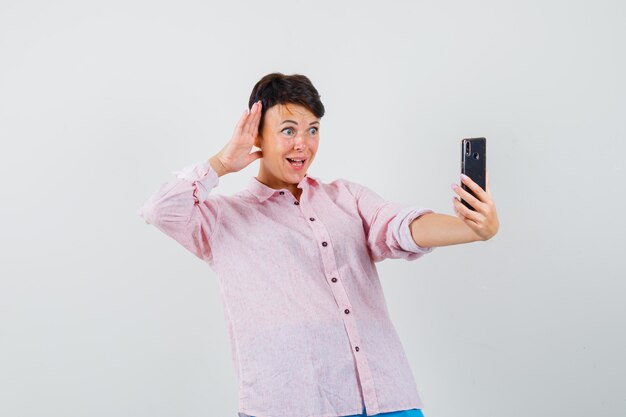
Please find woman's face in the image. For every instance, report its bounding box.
[254,103,320,191]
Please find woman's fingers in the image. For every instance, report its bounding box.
[451,182,483,212]
[460,173,488,203]
[243,102,256,135]
[243,101,262,138]
[249,101,262,139]
[452,196,482,224]
[453,171,500,241]
[233,108,249,138]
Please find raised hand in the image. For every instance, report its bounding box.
[451,171,499,241]
[211,101,264,176]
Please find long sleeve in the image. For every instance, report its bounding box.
[137,160,220,263]
[340,179,435,263]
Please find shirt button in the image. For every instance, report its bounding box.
[309,217,315,221]
[355,346,360,352]
[279,191,284,195]
[331,277,337,282]
[322,241,328,247]
[344,309,350,314]
[294,201,300,205]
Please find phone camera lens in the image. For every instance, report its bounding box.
[465,142,471,156]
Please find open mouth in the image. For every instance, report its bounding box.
[286,158,306,167]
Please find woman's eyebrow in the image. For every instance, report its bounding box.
[280,120,320,125]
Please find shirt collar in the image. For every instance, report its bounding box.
[247,173,321,203]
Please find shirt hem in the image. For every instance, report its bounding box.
[237,401,424,417]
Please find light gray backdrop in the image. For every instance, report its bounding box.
[1,0,624,416]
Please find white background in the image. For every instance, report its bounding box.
[1,1,624,416]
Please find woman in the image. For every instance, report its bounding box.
[138,73,499,417]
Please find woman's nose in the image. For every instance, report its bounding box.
[294,134,306,150]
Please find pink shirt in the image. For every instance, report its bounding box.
[137,160,435,417]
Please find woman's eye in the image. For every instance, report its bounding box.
[308,127,318,135]
[282,127,295,135]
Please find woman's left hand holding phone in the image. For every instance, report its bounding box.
[451,171,500,241]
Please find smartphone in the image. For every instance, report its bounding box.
[460,137,486,211]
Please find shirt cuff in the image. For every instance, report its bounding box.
[171,160,219,203]
[395,206,436,254]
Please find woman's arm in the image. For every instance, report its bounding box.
[137,159,222,262]
[410,171,499,247]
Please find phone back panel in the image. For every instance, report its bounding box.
[461,137,486,211]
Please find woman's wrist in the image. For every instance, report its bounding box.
[209,155,228,177]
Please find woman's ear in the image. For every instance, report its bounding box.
[254,134,262,149]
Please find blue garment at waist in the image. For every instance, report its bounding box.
[249,408,424,417]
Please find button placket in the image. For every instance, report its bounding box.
[298,199,378,411]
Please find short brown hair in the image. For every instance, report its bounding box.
[248,73,325,133]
